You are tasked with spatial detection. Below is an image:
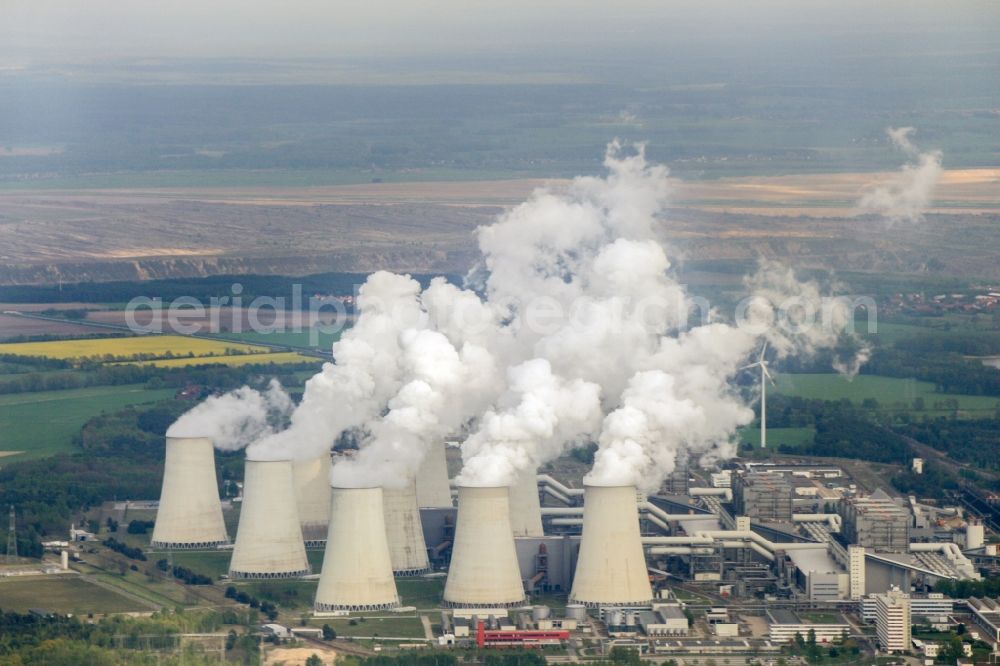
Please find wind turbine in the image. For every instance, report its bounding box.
[741,342,775,449]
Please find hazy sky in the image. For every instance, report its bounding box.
[4,0,999,64]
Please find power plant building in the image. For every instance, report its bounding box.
[151,437,229,549]
[293,454,332,543]
[732,472,792,523]
[874,587,911,653]
[229,459,310,579]
[383,480,431,576]
[315,487,400,612]
[569,485,653,607]
[444,485,527,608]
[416,441,454,508]
[841,491,910,552]
[509,470,544,537]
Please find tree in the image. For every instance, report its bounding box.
[322,624,337,641]
[306,655,324,666]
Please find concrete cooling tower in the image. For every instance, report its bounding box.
[151,436,228,549]
[443,485,526,608]
[383,480,431,576]
[314,487,400,612]
[415,440,453,508]
[569,484,653,608]
[293,454,332,542]
[229,459,310,579]
[509,470,544,537]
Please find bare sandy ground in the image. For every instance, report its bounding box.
[0,168,997,284]
[264,645,337,665]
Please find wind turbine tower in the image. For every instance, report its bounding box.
[741,342,774,449]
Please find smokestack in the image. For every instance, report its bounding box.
[509,470,544,537]
[415,440,453,507]
[229,459,310,579]
[293,454,332,542]
[569,484,652,607]
[443,485,526,608]
[151,437,228,549]
[315,487,399,612]
[383,480,431,575]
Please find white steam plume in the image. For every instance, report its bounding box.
[166,379,291,451]
[201,140,870,494]
[858,126,942,224]
[245,271,425,461]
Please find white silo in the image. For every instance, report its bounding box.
[229,459,310,579]
[314,487,400,612]
[569,484,652,607]
[293,454,332,542]
[443,485,526,608]
[151,436,228,549]
[509,470,544,537]
[415,440,453,507]
[383,480,431,575]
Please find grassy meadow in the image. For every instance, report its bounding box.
[0,575,149,614]
[0,384,176,459]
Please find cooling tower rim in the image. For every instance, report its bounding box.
[150,539,230,550]
[453,483,509,490]
[315,600,400,612]
[393,566,432,577]
[568,596,654,608]
[441,597,528,609]
[582,482,636,490]
[229,567,311,580]
[330,484,381,491]
[243,455,292,464]
[164,435,213,444]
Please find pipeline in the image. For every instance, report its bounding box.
[793,513,842,532]
[536,474,584,497]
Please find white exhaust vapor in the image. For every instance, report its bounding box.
[174,141,870,513]
[858,126,943,224]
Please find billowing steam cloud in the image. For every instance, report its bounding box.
[859,126,942,223]
[167,379,291,451]
[170,141,869,493]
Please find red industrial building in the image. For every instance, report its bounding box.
[476,621,569,648]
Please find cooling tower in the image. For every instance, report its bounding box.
[293,454,332,542]
[415,440,453,507]
[569,484,653,607]
[509,470,544,537]
[229,459,310,579]
[383,480,431,575]
[314,487,400,612]
[151,436,228,549]
[443,485,526,608]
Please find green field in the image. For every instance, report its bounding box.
[317,615,428,639]
[774,373,1000,416]
[0,575,148,614]
[395,577,445,609]
[0,384,176,460]
[739,426,816,449]
[218,329,343,351]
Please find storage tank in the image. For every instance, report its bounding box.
[151,436,228,549]
[293,454,332,542]
[509,470,544,537]
[415,440,453,507]
[569,484,652,607]
[443,485,526,608]
[565,604,587,622]
[229,459,310,579]
[383,480,431,575]
[314,487,399,612]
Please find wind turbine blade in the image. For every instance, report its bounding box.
[738,362,760,371]
[759,340,768,361]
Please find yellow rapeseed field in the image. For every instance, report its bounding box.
[124,352,318,368]
[0,335,268,361]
